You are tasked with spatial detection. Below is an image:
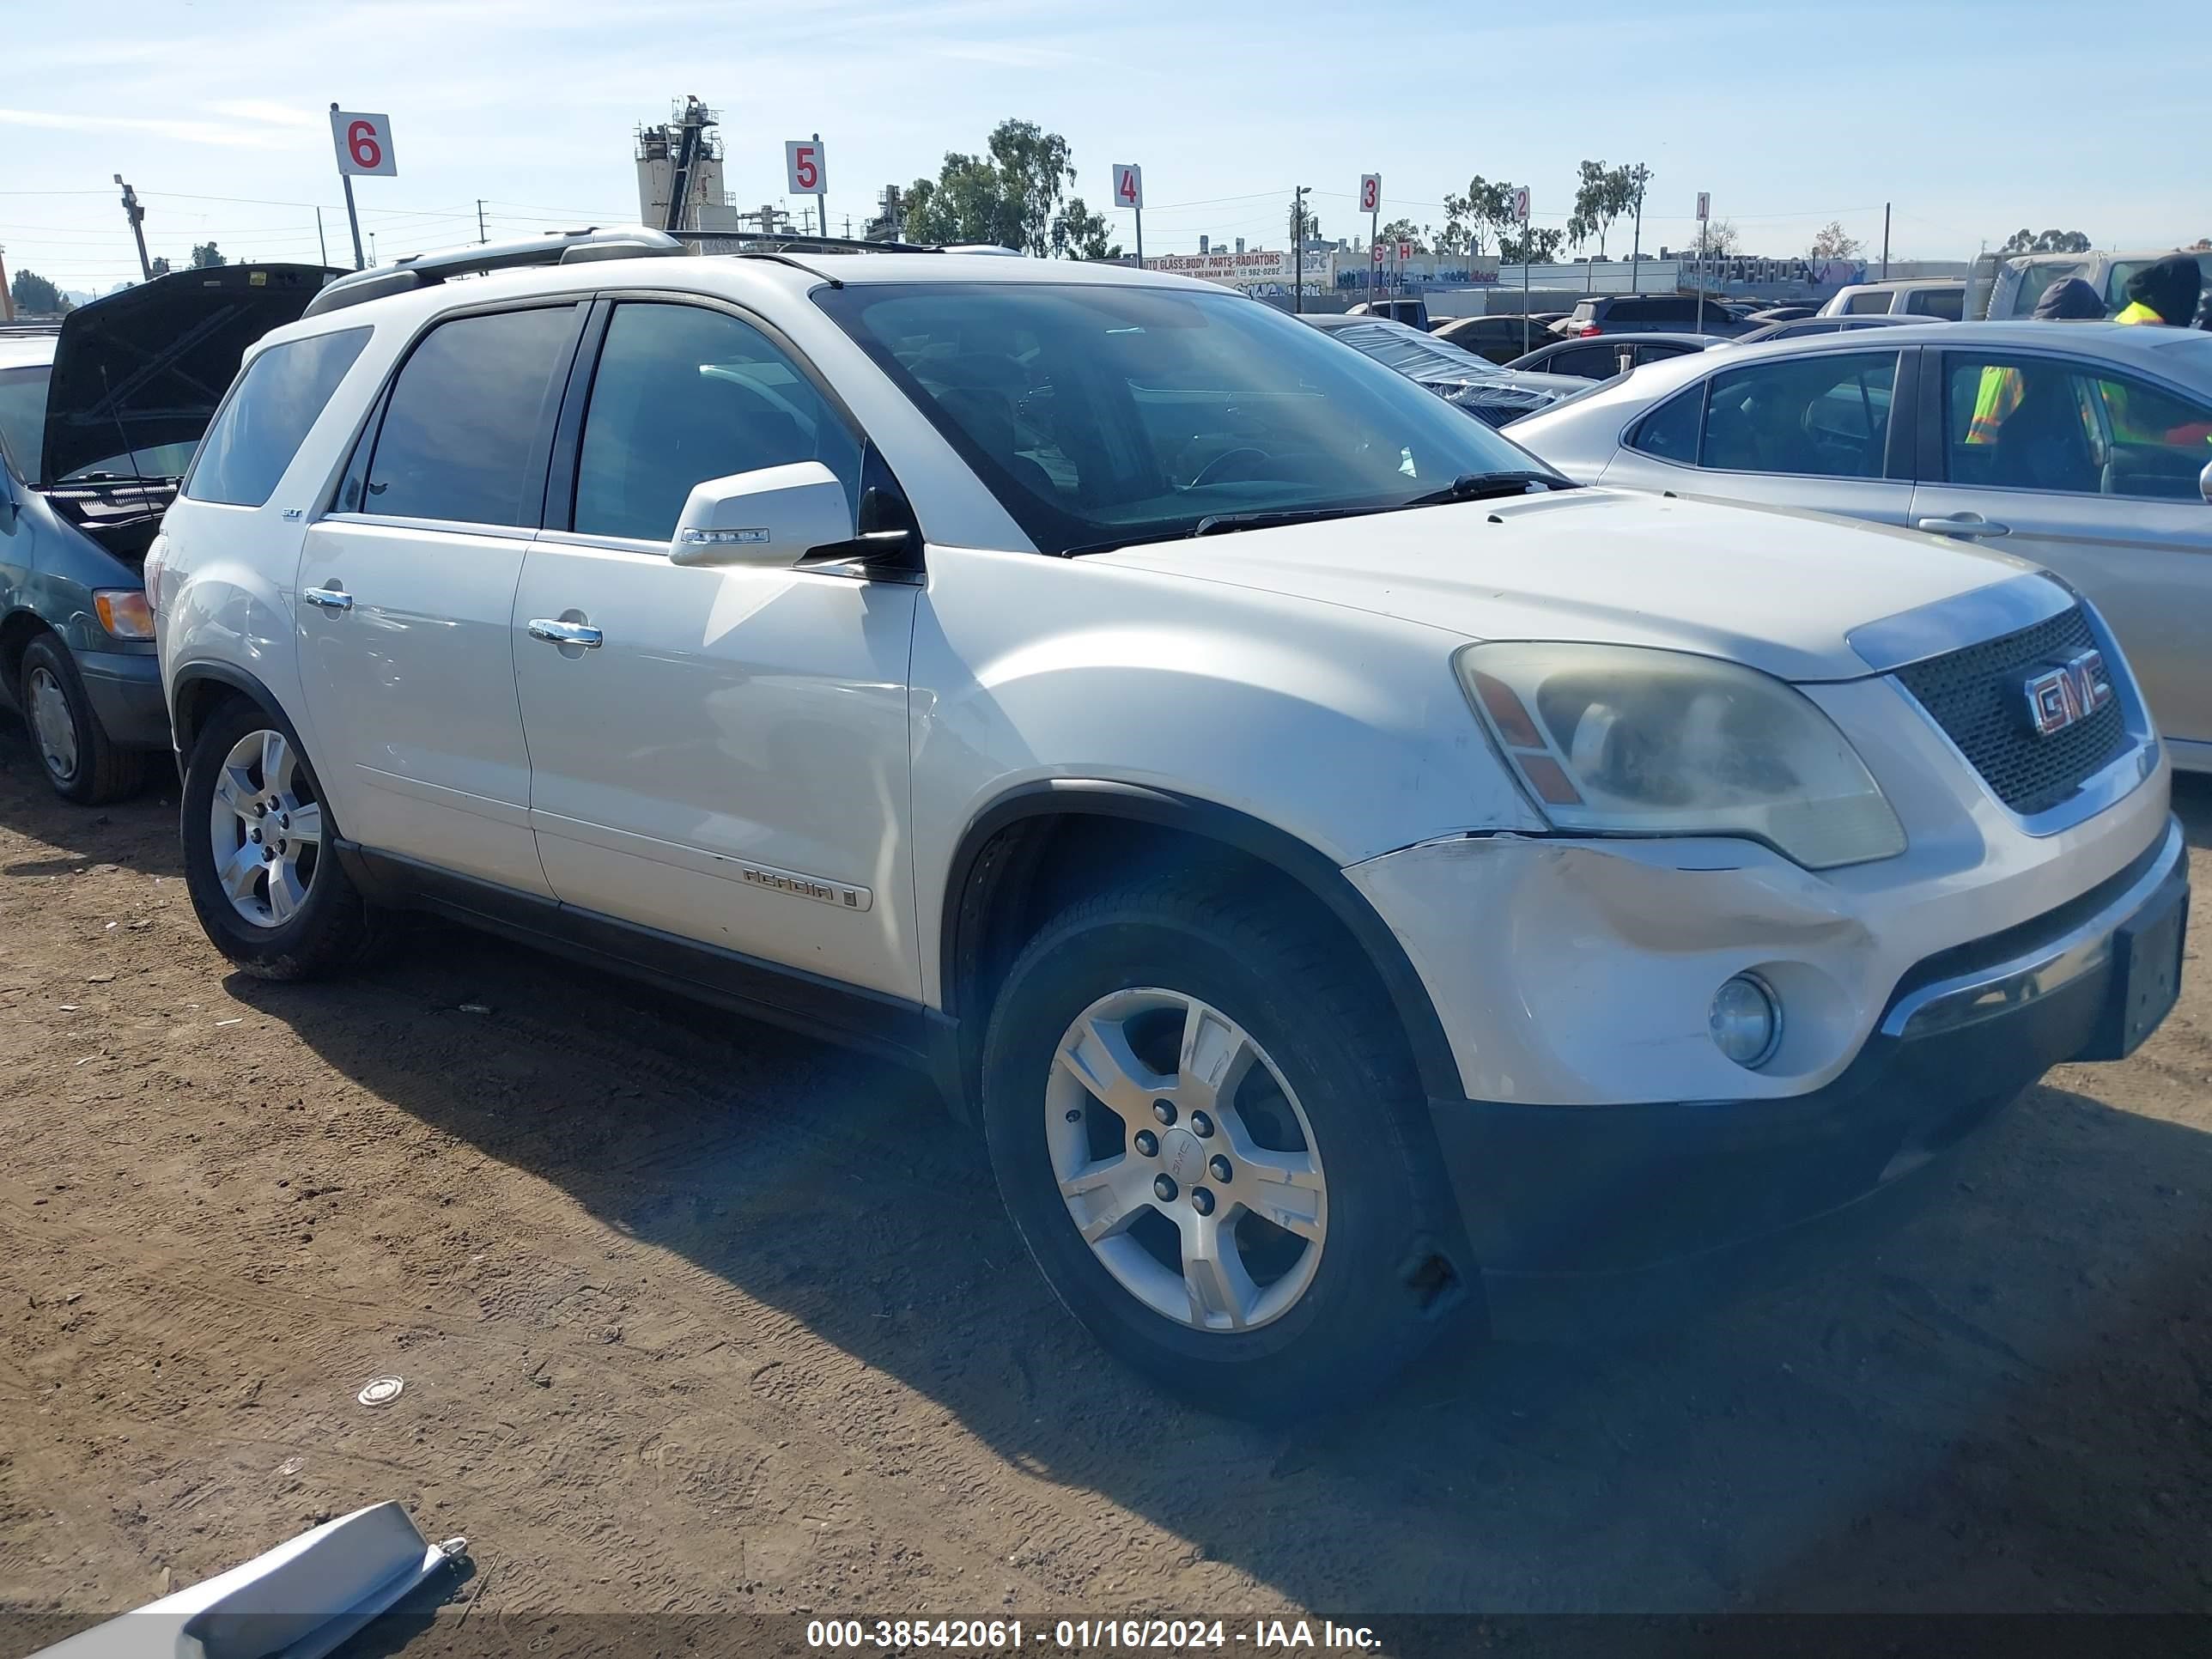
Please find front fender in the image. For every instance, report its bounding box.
[908,543,1542,1009]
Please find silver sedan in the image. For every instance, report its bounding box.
[1508,320,2212,771]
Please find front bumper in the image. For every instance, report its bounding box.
[74,646,172,750]
[1425,816,2185,1320]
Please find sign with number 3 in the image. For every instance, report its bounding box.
[331,110,397,178]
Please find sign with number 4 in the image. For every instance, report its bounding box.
[1112,164,1143,210]
[331,110,397,178]
[786,139,826,196]
[1359,173,1382,214]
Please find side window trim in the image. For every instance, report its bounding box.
[545,289,910,556]
[348,298,588,532]
[1882,345,1921,482]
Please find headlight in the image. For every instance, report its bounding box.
[1456,641,1905,869]
[94,589,156,641]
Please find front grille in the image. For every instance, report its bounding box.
[1894,606,2130,817]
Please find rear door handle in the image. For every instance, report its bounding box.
[527,618,603,647]
[1915,514,2010,538]
[302,586,354,611]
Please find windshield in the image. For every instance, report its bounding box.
[0,364,49,481]
[814,283,1544,554]
[61,440,198,483]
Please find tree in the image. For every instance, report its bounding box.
[191,240,227,268]
[901,120,1092,255]
[9,267,65,316]
[1378,217,1429,253]
[1287,198,1322,246]
[149,256,172,276]
[1565,160,1642,261]
[1050,196,1121,261]
[1442,176,1516,257]
[2002,228,2091,254]
[1620,162,1652,258]
[1808,221,1863,259]
[1699,217,1742,256]
[1500,226,1564,264]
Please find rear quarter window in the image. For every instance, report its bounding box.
[184,326,371,507]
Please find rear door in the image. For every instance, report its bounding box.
[1602,346,1917,526]
[296,301,583,894]
[1910,346,2212,750]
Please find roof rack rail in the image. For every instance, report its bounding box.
[301,225,684,318]
[685,231,944,256]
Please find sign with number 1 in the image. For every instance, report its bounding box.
[1112,164,1143,210]
[331,110,397,178]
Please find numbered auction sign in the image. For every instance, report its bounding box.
[331,110,397,178]
[1359,174,1381,214]
[786,139,826,196]
[1112,164,1143,210]
[1512,185,1530,225]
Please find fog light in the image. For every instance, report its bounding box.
[1710,973,1782,1068]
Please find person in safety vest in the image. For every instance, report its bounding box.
[2112,253,2203,326]
[1966,277,2106,445]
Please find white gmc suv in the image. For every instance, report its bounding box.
[146,230,2186,1416]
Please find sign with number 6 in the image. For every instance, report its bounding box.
[331,110,397,178]
[1359,174,1381,214]
[786,139,825,196]
[1112,164,1143,210]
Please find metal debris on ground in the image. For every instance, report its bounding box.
[356,1376,404,1407]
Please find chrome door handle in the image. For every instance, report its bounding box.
[527,618,603,647]
[1915,514,2010,538]
[302,586,354,611]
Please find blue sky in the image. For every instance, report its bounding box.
[3,0,2202,295]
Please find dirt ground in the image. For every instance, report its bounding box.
[1,711,2208,1642]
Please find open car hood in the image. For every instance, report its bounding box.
[40,264,341,486]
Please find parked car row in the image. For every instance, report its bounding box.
[97,231,2185,1414]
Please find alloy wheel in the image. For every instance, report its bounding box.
[1046,988,1328,1333]
[207,729,325,928]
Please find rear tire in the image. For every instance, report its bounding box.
[980,873,1470,1419]
[18,635,147,805]
[180,698,386,979]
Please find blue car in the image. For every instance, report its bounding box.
[0,264,337,800]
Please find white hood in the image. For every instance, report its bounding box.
[1094,488,2044,682]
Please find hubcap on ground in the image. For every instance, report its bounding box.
[207,729,324,929]
[26,665,78,781]
[1046,987,1328,1334]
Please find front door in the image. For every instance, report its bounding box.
[1602,347,1917,526]
[296,301,582,894]
[1911,348,2212,753]
[512,299,921,1000]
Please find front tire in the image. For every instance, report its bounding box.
[980,875,1468,1419]
[180,699,384,979]
[18,635,147,805]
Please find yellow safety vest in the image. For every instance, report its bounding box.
[2113,300,2164,325]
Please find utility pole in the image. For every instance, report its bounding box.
[813,131,827,240]
[1881,202,1891,280]
[1292,185,1307,314]
[315,208,329,266]
[368,232,377,264]
[478,199,488,245]
[113,174,152,282]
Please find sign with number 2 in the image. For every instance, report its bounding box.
[331,109,397,178]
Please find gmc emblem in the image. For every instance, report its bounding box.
[2022,649,2113,738]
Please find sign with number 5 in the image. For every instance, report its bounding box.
[1358,173,1381,214]
[1112,164,1143,210]
[786,139,826,196]
[331,110,397,178]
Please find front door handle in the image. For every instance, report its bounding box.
[527,618,603,647]
[1915,514,2011,538]
[302,585,354,611]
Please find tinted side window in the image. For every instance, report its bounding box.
[1545,345,1627,380]
[1629,386,1704,462]
[183,328,369,507]
[1702,352,1896,477]
[572,302,864,543]
[1911,288,1964,320]
[364,306,577,527]
[1842,291,1893,314]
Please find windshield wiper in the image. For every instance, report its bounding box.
[1405,470,1575,506]
[1190,505,1387,538]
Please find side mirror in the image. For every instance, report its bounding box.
[2200,458,2212,505]
[668,461,855,569]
